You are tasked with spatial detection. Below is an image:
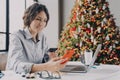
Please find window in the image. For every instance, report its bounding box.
[0,0,34,52]
[0,0,6,51]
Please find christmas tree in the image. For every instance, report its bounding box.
[57,0,120,64]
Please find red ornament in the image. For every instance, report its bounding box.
[73,12,77,21]
[71,27,76,31]
[86,28,91,33]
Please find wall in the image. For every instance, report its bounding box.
[38,0,59,48]
[62,0,75,27]
[108,0,120,27]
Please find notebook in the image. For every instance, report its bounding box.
[60,44,102,73]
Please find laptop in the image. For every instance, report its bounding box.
[60,44,102,73]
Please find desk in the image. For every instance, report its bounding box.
[62,64,120,80]
[1,64,120,80]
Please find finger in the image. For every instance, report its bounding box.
[60,58,69,64]
[49,52,57,58]
[52,57,61,61]
[56,58,68,64]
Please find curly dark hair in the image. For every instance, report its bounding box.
[23,3,49,28]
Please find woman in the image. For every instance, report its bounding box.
[6,3,66,73]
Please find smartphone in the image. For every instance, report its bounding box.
[48,48,57,52]
[61,49,74,64]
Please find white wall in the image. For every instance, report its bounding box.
[62,0,120,28]
[108,0,120,27]
[38,0,59,48]
[62,0,75,26]
[9,0,25,33]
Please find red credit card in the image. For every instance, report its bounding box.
[61,49,74,64]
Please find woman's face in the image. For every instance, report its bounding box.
[30,11,47,33]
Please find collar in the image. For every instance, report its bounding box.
[23,27,43,41]
[23,27,32,39]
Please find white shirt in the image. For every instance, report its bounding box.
[6,27,49,73]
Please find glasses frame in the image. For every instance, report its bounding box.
[38,70,61,79]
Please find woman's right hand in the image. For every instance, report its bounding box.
[45,57,67,72]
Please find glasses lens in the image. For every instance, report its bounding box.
[52,71,61,79]
[41,71,50,78]
[39,71,61,79]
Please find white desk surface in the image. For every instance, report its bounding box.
[1,64,120,80]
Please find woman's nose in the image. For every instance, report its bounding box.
[40,20,45,24]
[39,22,45,28]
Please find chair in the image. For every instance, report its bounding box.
[0,53,8,71]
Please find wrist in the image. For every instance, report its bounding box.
[31,63,48,73]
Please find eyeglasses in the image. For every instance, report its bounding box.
[38,70,61,79]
